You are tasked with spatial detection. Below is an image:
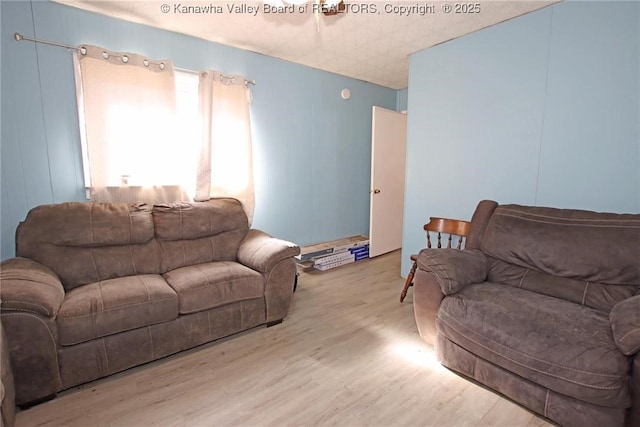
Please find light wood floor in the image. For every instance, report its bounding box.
[16,250,552,427]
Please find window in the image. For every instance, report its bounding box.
[74,46,254,220]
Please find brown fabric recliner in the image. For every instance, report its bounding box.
[1,324,16,427]
[413,200,640,427]
[0,199,300,406]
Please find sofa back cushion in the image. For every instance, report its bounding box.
[487,258,638,312]
[482,204,640,310]
[16,203,160,291]
[153,199,249,272]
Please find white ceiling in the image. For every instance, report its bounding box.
[53,0,558,89]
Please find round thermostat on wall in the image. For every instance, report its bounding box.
[341,88,351,100]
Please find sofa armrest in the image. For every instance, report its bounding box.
[413,268,445,345]
[237,229,300,273]
[1,324,15,427]
[0,258,65,318]
[416,249,488,295]
[609,294,640,356]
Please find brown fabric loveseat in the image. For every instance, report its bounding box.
[0,198,300,406]
[413,200,640,427]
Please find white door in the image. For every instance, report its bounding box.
[369,107,407,257]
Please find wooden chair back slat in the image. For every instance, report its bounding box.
[400,216,471,302]
[424,217,471,250]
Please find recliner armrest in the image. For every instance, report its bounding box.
[0,257,65,318]
[416,249,488,295]
[610,294,640,356]
[237,229,300,273]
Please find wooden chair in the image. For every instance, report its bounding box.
[399,217,471,302]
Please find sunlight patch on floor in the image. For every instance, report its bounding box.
[388,340,446,372]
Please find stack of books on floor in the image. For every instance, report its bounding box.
[296,235,370,271]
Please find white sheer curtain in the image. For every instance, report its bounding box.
[195,71,255,223]
[74,47,255,214]
[74,45,195,204]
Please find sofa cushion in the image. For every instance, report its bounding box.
[436,283,631,408]
[16,203,161,291]
[481,205,640,286]
[18,202,154,248]
[487,257,639,312]
[153,200,250,272]
[164,261,263,314]
[57,275,178,345]
[153,199,248,241]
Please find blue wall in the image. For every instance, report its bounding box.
[0,0,398,260]
[402,1,640,276]
[397,89,408,112]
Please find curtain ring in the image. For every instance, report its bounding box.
[122,55,129,63]
[102,51,109,59]
[159,62,165,70]
[79,47,87,55]
[143,59,149,67]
